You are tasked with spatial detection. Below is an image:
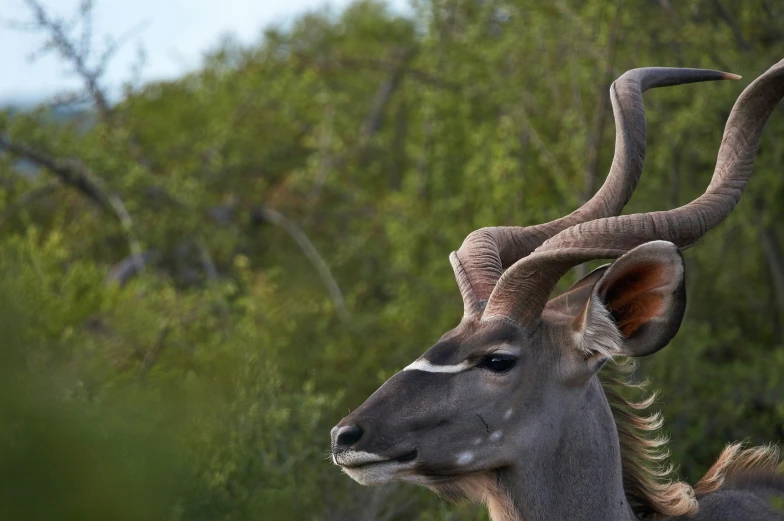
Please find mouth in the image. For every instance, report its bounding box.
[333,449,418,469]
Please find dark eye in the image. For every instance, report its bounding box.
[480,354,516,373]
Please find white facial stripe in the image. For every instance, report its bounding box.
[402,359,473,373]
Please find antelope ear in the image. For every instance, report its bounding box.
[573,241,687,358]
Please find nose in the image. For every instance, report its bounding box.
[331,423,364,452]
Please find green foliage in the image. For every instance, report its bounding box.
[0,229,340,520]
[1,0,783,519]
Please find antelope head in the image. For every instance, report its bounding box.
[330,62,784,514]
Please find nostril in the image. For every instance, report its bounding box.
[335,424,363,449]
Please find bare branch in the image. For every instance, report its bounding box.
[582,0,623,202]
[307,104,336,204]
[515,106,571,194]
[0,135,110,209]
[127,44,148,90]
[197,241,219,281]
[21,0,111,115]
[138,320,173,381]
[711,0,751,52]
[576,0,623,279]
[0,135,145,273]
[308,50,415,204]
[758,213,784,343]
[11,0,148,118]
[96,20,151,78]
[570,61,588,135]
[254,207,349,322]
[107,193,145,275]
[76,0,93,62]
[136,306,203,380]
[104,250,158,286]
[363,50,415,136]
[47,90,93,111]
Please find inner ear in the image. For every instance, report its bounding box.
[589,241,687,358]
[599,261,669,338]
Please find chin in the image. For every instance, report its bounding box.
[334,449,419,486]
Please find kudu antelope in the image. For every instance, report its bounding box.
[331,60,784,520]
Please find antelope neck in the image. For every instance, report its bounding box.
[497,378,637,521]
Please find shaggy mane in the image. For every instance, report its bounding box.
[600,359,784,519]
[600,358,697,518]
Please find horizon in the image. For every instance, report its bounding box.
[0,0,410,106]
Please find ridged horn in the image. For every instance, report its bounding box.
[453,67,740,317]
[482,60,784,328]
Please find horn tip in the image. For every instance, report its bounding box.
[449,251,461,270]
[722,72,742,80]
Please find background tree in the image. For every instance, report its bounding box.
[0,0,782,519]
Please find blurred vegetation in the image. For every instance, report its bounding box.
[0,0,783,519]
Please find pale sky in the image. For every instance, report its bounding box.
[0,0,410,104]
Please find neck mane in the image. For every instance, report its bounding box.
[600,359,698,518]
[447,359,699,521]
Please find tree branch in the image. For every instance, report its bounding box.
[21,0,111,116]
[308,49,416,204]
[104,250,158,286]
[254,207,349,322]
[11,0,148,118]
[362,49,416,136]
[583,0,622,202]
[0,135,145,274]
[138,320,173,381]
[516,106,571,195]
[760,222,784,343]
[711,0,751,52]
[575,0,622,279]
[0,136,108,208]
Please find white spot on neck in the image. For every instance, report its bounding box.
[490,431,503,442]
[472,437,482,446]
[403,359,472,373]
[504,408,513,420]
[457,451,474,465]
